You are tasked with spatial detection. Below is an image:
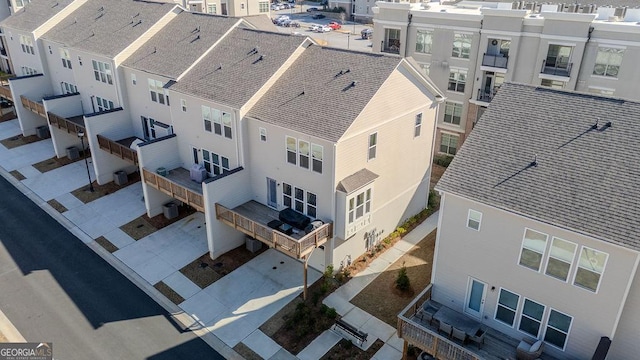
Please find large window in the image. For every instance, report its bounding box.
[148,79,168,105]
[368,132,377,160]
[519,298,545,337]
[282,183,317,217]
[383,28,401,54]
[202,105,232,139]
[348,188,372,224]
[574,246,608,292]
[96,96,114,112]
[92,60,113,85]
[452,33,472,59]
[286,136,297,164]
[61,81,77,94]
[545,238,576,282]
[519,229,548,271]
[258,1,269,12]
[202,149,229,176]
[593,47,623,78]
[259,127,267,142]
[202,106,212,132]
[448,69,467,93]
[207,4,217,14]
[222,112,232,139]
[20,66,37,76]
[415,30,433,54]
[544,310,572,350]
[495,288,519,326]
[181,99,187,112]
[298,140,310,169]
[60,49,72,69]
[311,143,323,173]
[286,136,322,173]
[439,133,458,155]
[444,102,462,125]
[19,35,34,55]
[414,113,422,137]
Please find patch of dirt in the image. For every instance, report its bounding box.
[180,244,267,289]
[33,151,91,173]
[232,343,262,360]
[46,199,68,213]
[0,134,41,149]
[94,236,118,253]
[0,111,16,123]
[144,203,196,229]
[350,230,437,327]
[154,281,185,305]
[320,339,384,360]
[71,171,141,204]
[120,216,157,241]
[431,163,447,190]
[9,170,25,181]
[0,330,7,342]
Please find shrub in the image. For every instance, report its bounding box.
[428,189,438,209]
[396,261,410,291]
[324,264,334,279]
[397,227,407,235]
[433,154,453,167]
[326,307,338,319]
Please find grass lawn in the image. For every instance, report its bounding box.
[0,134,41,149]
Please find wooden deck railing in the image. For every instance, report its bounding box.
[48,112,84,134]
[97,134,138,165]
[142,168,204,212]
[215,203,332,259]
[0,84,11,101]
[21,95,46,117]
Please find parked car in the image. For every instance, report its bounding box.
[308,23,322,31]
[0,99,13,108]
[361,28,373,39]
[306,7,318,11]
[288,21,301,28]
[316,25,331,32]
[280,3,292,9]
[311,13,325,19]
[328,21,341,30]
[270,3,281,10]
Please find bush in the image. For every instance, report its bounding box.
[433,154,453,167]
[428,189,438,209]
[326,307,338,319]
[396,261,410,291]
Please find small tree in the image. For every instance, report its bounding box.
[396,261,410,291]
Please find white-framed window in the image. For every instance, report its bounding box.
[92,60,113,84]
[448,69,467,93]
[519,228,548,272]
[20,66,37,76]
[368,132,377,160]
[148,79,167,105]
[282,183,317,217]
[519,298,545,338]
[61,81,77,94]
[96,96,114,112]
[286,136,297,165]
[285,136,322,173]
[544,309,572,350]
[258,1,269,12]
[544,237,577,282]
[439,133,458,155]
[19,35,34,55]
[414,113,422,137]
[60,48,72,69]
[202,106,212,132]
[420,63,430,76]
[207,4,217,14]
[540,79,565,89]
[348,187,372,224]
[573,246,608,292]
[241,3,245,9]
[415,30,433,54]
[495,288,519,327]
[131,74,137,85]
[444,101,462,125]
[15,0,30,7]
[312,143,323,174]
[299,140,310,169]
[593,47,623,78]
[452,33,472,59]
[212,109,222,135]
[181,99,187,112]
[202,106,231,138]
[467,209,482,231]
[222,112,232,139]
[259,127,267,142]
[588,87,614,96]
[202,149,229,176]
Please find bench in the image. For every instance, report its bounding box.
[333,318,368,346]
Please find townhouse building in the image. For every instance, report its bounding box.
[372,1,640,157]
[182,0,271,17]
[397,82,640,360]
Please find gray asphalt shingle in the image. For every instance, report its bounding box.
[436,83,640,251]
[337,169,379,193]
[1,0,76,32]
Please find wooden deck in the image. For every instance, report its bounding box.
[21,95,45,117]
[48,112,85,134]
[97,134,139,165]
[0,75,14,101]
[142,167,204,212]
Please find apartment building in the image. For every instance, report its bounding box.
[182,0,271,17]
[372,1,640,157]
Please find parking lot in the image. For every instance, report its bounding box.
[270,5,373,53]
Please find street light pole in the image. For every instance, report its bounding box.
[77,130,94,192]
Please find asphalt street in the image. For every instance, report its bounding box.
[0,175,223,360]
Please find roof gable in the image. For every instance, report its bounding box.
[1,0,77,33]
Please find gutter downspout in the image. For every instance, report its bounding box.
[403,12,412,58]
[572,26,595,91]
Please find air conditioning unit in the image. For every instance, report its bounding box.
[190,163,207,183]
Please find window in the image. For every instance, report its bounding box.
[574,247,608,292]
[383,28,401,54]
[202,149,229,175]
[92,60,113,84]
[312,144,323,174]
[467,209,482,231]
[348,188,372,224]
[420,63,430,76]
[588,87,614,96]
[285,136,322,173]
[415,30,433,54]
[131,74,137,85]
[258,1,269,12]
[439,133,458,155]
[593,47,623,78]
[212,109,222,135]
[259,127,267,142]
[283,183,292,207]
[60,49,72,69]
[19,35,34,54]
[202,106,231,138]
[61,81,77,94]
[202,106,213,132]
[519,229,548,272]
[443,102,462,125]
[452,33,472,59]
[545,238,576,282]
[368,132,377,160]
[495,288,519,326]
[241,3,244,9]
[519,298,545,337]
[20,66,37,76]
[414,113,422,137]
[282,183,317,217]
[207,4,217,14]
[448,69,467,93]
[540,79,565,89]
[181,99,187,112]
[222,112,232,139]
[544,310,572,350]
[299,140,310,169]
[148,79,167,105]
[96,96,114,112]
[286,136,297,165]
[544,44,572,73]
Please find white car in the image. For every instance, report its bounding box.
[308,24,322,31]
[316,25,331,33]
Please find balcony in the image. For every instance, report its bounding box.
[0,78,12,101]
[541,60,572,77]
[398,285,561,360]
[215,200,332,259]
[97,134,139,166]
[482,54,508,69]
[477,88,497,103]
[20,95,46,117]
[48,111,85,134]
[382,39,401,55]
[142,167,205,212]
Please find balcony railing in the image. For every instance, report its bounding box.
[21,95,46,117]
[541,60,572,77]
[482,54,508,69]
[0,75,14,101]
[47,112,85,135]
[477,88,497,103]
[142,167,205,212]
[97,134,139,166]
[215,202,332,259]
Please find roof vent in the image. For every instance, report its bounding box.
[603,121,612,129]
[530,154,538,167]
[351,80,358,87]
[133,19,142,27]
[217,63,223,70]
[98,6,104,11]
[95,12,104,20]
[153,47,157,54]
[592,118,599,130]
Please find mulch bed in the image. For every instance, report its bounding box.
[94,236,119,253]
[0,134,42,149]
[232,343,262,360]
[119,203,197,240]
[9,170,25,181]
[154,281,185,305]
[33,151,91,173]
[320,339,384,360]
[71,171,141,204]
[179,244,267,289]
[0,111,16,123]
[46,199,68,213]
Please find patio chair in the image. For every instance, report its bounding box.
[452,327,467,344]
[469,328,486,349]
[419,301,438,325]
[438,321,453,338]
[516,338,544,360]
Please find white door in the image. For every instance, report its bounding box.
[465,277,487,319]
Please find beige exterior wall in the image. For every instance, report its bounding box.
[138,136,182,217]
[608,265,640,359]
[3,29,45,76]
[123,68,173,140]
[68,50,120,114]
[41,94,83,158]
[433,192,640,359]
[42,39,78,96]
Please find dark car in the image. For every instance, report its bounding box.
[306,7,318,11]
[311,13,325,19]
[0,99,13,108]
[361,28,373,39]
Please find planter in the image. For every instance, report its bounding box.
[163,202,178,220]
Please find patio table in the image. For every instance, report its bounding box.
[433,306,481,336]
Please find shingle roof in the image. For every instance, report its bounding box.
[42,0,175,58]
[1,0,76,33]
[169,28,306,108]
[247,46,402,142]
[337,169,379,193]
[123,12,239,78]
[436,83,640,251]
[240,14,278,32]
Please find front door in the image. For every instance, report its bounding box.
[267,178,277,208]
[465,277,487,319]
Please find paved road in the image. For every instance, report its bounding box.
[0,176,223,360]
